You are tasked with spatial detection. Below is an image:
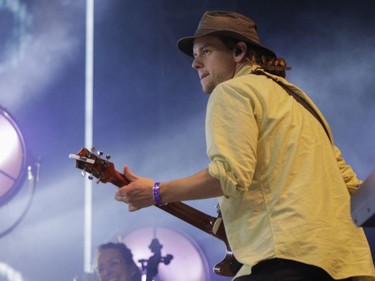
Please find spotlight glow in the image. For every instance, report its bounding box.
[0,261,24,281]
[0,108,27,205]
[119,227,210,281]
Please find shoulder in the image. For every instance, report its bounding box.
[212,73,277,101]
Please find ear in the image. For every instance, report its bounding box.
[234,48,242,56]
[233,42,247,62]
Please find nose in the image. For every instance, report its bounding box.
[192,56,202,69]
[99,268,112,280]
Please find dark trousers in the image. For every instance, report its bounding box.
[234,259,353,281]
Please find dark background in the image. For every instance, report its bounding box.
[0,0,374,280]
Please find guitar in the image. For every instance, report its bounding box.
[69,147,242,277]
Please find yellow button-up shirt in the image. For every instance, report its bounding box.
[206,65,375,280]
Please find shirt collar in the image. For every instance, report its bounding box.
[234,64,260,78]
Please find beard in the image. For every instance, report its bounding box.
[201,78,217,94]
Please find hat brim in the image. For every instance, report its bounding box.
[177,30,276,58]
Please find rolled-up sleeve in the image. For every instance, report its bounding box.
[206,83,258,197]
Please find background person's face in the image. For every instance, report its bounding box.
[97,248,132,281]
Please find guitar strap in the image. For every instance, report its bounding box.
[279,83,331,140]
[252,69,332,142]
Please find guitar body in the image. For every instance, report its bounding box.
[70,147,242,277]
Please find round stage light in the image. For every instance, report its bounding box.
[0,106,28,207]
[119,226,210,281]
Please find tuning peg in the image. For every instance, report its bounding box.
[91,146,96,152]
[97,151,103,157]
[105,155,111,160]
[81,171,86,177]
[88,175,93,180]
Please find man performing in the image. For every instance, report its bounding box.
[114,11,375,281]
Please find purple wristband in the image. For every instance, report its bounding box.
[152,182,165,205]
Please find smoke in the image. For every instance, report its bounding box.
[0,0,82,111]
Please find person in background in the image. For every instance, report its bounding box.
[114,10,375,281]
[95,242,142,281]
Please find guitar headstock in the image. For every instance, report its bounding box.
[69,147,116,183]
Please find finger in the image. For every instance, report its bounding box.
[123,166,138,182]
[115,189,128,203]
[128,204,138,212]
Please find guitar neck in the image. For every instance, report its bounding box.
[109,169,226,241]
[156,202,216,236]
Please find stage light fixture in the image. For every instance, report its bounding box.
[119,226,210,281]
[0,106,28,207]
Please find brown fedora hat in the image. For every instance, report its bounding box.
[177,11,276,58]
